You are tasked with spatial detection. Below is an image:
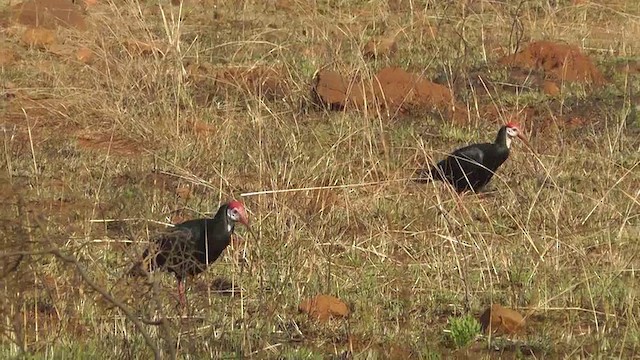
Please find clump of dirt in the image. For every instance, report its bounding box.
[498,41,605,85]
[10,0,86,30]
[373,67,460,116]
[188,63,288,104]
[298,294,350,321]
[479,304,526,335]
[312,67,466,121]
[311,69,363,110]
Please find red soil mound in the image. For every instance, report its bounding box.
[498,41,605,85]
[479,304,526,335]
[298,294,350,322]
[313,67,466,121]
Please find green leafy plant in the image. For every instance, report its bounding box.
[447,315,481,349]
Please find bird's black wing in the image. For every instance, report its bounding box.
[154,226,196,253]
[148,226,203,276]
[448,143,487,166]
[416,143,488,182]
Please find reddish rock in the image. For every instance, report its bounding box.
[479,304,526,335]
[498,41,605,85]
[299,294,350,321]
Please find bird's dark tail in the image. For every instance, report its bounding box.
[413,166,442,183]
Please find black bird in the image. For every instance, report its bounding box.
[416,122,530,193]
[129,200,250,306]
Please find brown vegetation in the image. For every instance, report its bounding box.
[0,0,638,358]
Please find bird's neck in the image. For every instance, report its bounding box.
[211,204,234,236]
[494,126,511,151]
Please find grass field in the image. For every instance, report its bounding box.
[1,0,640,358]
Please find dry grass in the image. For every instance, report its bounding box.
[1,0,640,358]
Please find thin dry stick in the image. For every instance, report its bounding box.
[2,124,16,179]
[582,161,638,224]
[23,109,39,194]
[89,218,175,227]
[50,248,163,360]
[240,179,409,197]
[519,306,614,317]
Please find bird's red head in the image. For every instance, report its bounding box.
[505,121,521,130]
[227,200,249,226]
[504,121,530,148]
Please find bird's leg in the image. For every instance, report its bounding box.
[232,234,250,274]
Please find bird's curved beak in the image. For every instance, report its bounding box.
[240,211,257,239]
[517,132,532,150]
[240,211,250,227]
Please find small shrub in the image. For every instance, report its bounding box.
[447,315,481,349]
